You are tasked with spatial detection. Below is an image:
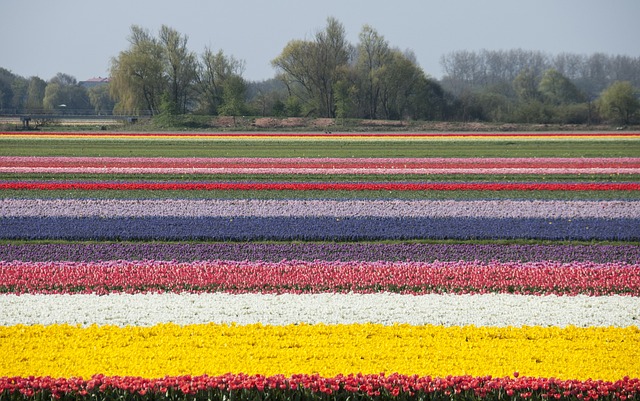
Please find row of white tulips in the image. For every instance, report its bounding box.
[2,292,638,327]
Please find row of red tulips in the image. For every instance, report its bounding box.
[2,260,639,296]
[2,373,639,401]
[2,182,640,191]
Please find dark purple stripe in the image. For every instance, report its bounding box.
[0,216,638,241]
[2,242,639,263]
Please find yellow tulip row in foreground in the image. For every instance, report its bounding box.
[2,323,638,381]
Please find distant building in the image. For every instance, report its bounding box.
[79,77,110,88]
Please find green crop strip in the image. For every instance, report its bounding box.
[1,139,639,157]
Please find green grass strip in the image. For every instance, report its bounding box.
[2,139,640,157]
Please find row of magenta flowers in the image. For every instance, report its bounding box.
[2,182,639,191]
[2,260,639,296]
[1,373,639,400]
[2,216,638,240]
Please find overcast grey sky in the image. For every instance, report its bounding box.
[2,0,639,82]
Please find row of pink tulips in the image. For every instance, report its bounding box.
[2,259,638,296]
[2,373,639,400]
[2,157,639,174]
[3,156,639,167]
[4,167,638,174]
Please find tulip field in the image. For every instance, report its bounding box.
[1,131,640,401]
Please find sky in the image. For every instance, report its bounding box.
[2,0,639,83]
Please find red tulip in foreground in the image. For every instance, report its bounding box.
[1,373,639,400]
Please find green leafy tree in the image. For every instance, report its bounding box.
[0,79,12,110]
[158,25,198,114]
[88,84,116,114]
[271,41,317,113]
[355,25,390,119]
[378,50,445,120]
[0,68,18,110]
[598,81,640,124]
[110,26,166,115]
[25,76,47,111]
[513,68,541,102]
[218,75,248,116]
[333,77,357,120]
[538,69,585,105]
[197,48,245,115]
[42,73,90,112]
[272,17,353,117]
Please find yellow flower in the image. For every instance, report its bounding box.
[1,323,638,381]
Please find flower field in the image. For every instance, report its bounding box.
[1,131,639,401]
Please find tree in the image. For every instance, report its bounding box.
[218,75,248,116]
[110,25,165,115]
[197,48,245,115]
[513,68,541,102]
[158,25,198,114]
[43,73,90,112]
[538,69,584,105]
[272,17,352,117]
[333,76,357,120]
[378,49,420,119]
[355,25,390,119]
[88,84,115,114]
[272,40,318,114]
[598,81,640,125]
[25,76,46,111]
[378,50,445,120]
[0,68,18,110]
[246,78,287,117]
[0,78,12,110]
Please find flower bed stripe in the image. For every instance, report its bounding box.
[0,323,637,380]
[3,156,639,174]
[3,243,637,263]
[3,131,640,140]
[4,156,640,167]
[2,260,639,296]
[3,199,638,219]
[1,216,638,240]
[10,166,640,174]
[2,374,640,401]
[2,292,638,327]
[2,181,639,191]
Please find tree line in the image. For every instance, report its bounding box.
[440,49,640,124]
[0,17,639,125]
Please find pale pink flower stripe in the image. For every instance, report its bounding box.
[1,259,639,296]
[1,156,640,174]
[3,198,639,218]
[3,167,640,174]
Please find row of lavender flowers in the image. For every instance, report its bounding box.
[2,199,638,219]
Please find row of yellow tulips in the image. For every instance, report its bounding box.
[2,323,638,381]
